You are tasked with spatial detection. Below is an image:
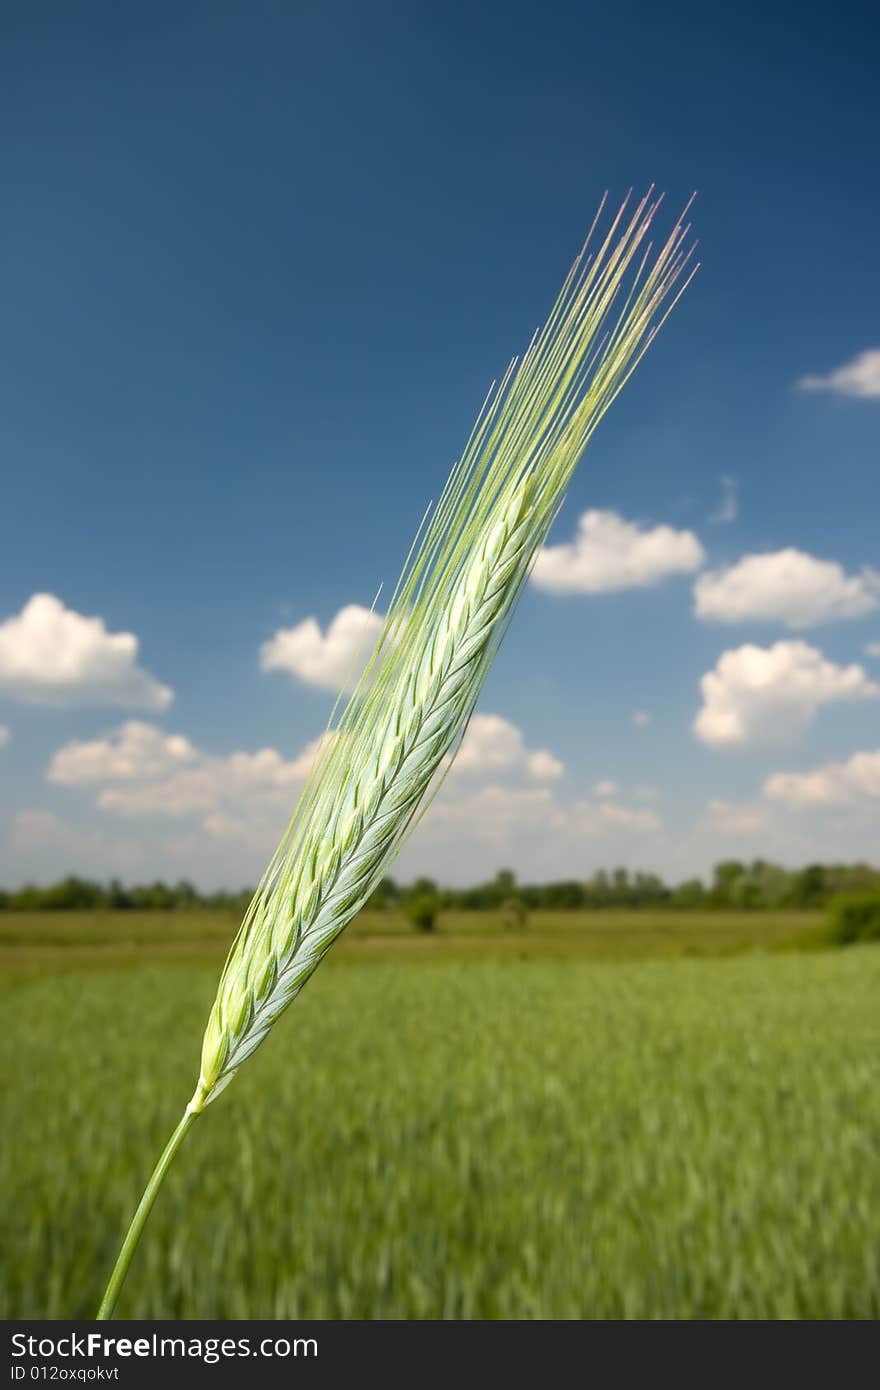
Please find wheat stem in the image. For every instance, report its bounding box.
[96,1107,199,1320]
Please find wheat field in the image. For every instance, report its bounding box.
[3,928,878,1319]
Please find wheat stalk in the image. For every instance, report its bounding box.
[96,189,696,1318]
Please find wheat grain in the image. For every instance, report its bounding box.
[192,188,696,1110]
[97,188,696,1317]
[195,474,535,1103]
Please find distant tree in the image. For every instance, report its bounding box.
[40,876,105,911]
[586,869,611,907]
[493,868,516,896]
[611,867,630,903]
[632,872,669,906]
[792,863,827,908]
[543,880,585,909]
[672,877,705,908]
[752,863,793,909]
[10,883,42,910]
[404,891,440,932]
[131,880,177,911]
[499,896,528,929]
[107,878,132,910]
[411,876,438,897]
[825,892,880,945]
[711,860,746,905]
[173,879,199,909]
[729,873,762,910]
[365,876,399,910]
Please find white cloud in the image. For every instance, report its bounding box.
[632,710,652,728]
[397,780,666,884]
[705,798,768,835]
[0,726,9,749]
[260,604,385,692]
[865,642,880,658]
[797,349,880,399]
[764,750,880,808]
[48,721,196,785]
[634,784,660,801]
[425,784,562,842]
[43,711,565,883]
[48,721,327,828]
[202,812,252,842]
[9,810,143,874]
[593,779,618,797]
[695,640,879,747]
[670,786,878,879]
[709,474,738,524]
[525,748,565,781]
[97,743,321,820]
[694,549,880,629]
[31,704,667,886]
[422,784,659,846]
[531,509,705,595]
[452,714,563,781]
[587,801,661,833]
[0,594,172,711]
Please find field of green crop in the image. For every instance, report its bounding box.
[0,905,825,967]
[2,914,878,1320]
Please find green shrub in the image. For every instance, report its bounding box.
[404,892,440,933]
[825,892,880,947]
[499,896,528,929]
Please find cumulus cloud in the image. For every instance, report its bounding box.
[671,787,872,876]
[45,710,564,879]
[525,748,565,781]
[709,474,738,524]
[586,801,661,833]
[426,785,561,842]
[0,594,172,711]
[260,605,385,692]
[865,642,880,658]
[764,750,880,808]
[451,714,563,781]
[423,784,659,845]
[48,721,196,785]
[97,743,321,820]
[593,779,618,797]
[9,810,143,873]
[0,726,9,749]
[395,778,665,884]
[48,721,327,829]
[694,549,880,629]
[531,509,705,595]
[634,785,660,801]
[35,709,666,886]
[695,640,879,747]
[797,349,880,399]
[705,798,768,835]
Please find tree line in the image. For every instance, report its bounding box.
[369,861,880,911]
[2,859,879,913]
[0,878,254,913]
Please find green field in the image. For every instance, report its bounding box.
[0,904,826,966]
[2,911,878,1319]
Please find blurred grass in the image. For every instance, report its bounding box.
[0,906,826,971]
[2,939,878,1319]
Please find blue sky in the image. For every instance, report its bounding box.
[1,0,878,887]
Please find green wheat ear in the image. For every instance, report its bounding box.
[96,189,697,1318]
